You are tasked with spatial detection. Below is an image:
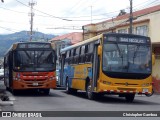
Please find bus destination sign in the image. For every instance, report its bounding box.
[119,37,147,43]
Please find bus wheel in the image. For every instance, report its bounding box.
[6,87,10,91]
[146,89,154,97]
[125,94,135,102]
[86,84,95,100]
[43,89,50,95]
[12,89,18,95]
[66,81,72,94]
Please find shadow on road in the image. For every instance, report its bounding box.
[63,91,160,105]
[7,89,64,98]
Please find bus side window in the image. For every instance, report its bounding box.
[66,50,71,65]
[85,43,94,63]
[89,43,94,62]
[75,47,80,64]
[73,49,76,64]
[85,45,89,63]
[71,49,74,64]
[80,46,85,63]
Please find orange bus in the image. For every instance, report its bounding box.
[4,42,56,95]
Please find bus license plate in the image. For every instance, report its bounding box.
[143,88,148,93]
[33,83,38,86]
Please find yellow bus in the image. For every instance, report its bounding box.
[4,42,56,95]
[60,33,152,102]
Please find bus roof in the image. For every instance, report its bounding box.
[60,34,103,54]
[60,33,150,54]
[4,41,54,56]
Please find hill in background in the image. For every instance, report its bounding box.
[0,31,56,57]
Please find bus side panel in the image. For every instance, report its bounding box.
[72,64,92,90]
[4,57,9,88]
[63,65,73,88]
[9,52,13,89]
[4,52,13,89]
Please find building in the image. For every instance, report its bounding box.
[82,5,160,93]
[49,32,83,68]
[83,4,160,41]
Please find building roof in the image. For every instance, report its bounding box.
[49,32,83,44]
[84,4,160,26]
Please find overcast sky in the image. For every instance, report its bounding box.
[0,0,159,35]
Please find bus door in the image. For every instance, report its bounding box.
[9,51,14,88]
[60,53,65,87]
[91,40,100,92]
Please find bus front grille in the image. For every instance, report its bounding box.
[115,83,138,86]
[117,88,136,91]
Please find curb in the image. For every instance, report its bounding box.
[0,100,14,106]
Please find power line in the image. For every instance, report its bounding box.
[0,26,19,32]
[1,0,159,22]
[133,0,160,11]
[1,0,159,32]
[15,0,72,21]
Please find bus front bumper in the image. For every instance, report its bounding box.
[97,82,152,95]
[12,80,56,90]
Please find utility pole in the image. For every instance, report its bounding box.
[28,0,36,41]
[129,0,133,34]
[91,6,92,24]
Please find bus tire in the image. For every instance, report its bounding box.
[6,87,10,91]
[125,94,135,102]
[12,89,18,95]
[86,84,95,100]
[146,89,154,97]
[43,89,50,95]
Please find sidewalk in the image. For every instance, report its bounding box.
[0,79,5,111]
[0,79,14,111]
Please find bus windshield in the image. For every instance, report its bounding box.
[103,43,151,74]
[13,50,55,71]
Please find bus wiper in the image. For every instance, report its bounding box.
[38,50,45,60]
[115,43,126,70]
[115,42,122,58]
[133,45,140,64]
[23,50,31,60]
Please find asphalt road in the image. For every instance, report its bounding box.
[0,87,160,120]
[2,88,160,111]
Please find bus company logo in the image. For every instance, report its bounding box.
[2,112,11,117]
[125,82,128,86]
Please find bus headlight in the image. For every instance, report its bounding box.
[13,77,20,81]
[49,77,56,80]
[142,83,150,87]
[103,81,111,85]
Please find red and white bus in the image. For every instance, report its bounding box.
[4,42,56,95]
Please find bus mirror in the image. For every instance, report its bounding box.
[98,46,102,55]
[152,53,155,65]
